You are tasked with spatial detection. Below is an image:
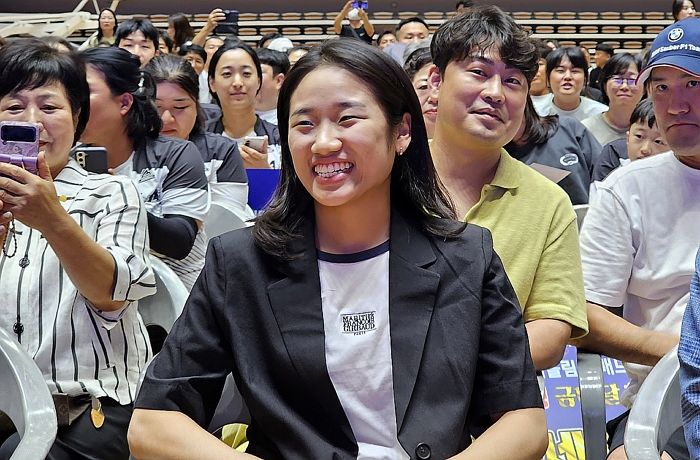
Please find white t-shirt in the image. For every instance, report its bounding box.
[199,71,212,104]
[582,112,627,146]
[256,107,278,126]
[580,152,700,405]
[534,93,608,122]
[318,242,409,460]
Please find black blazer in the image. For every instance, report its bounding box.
[136,211,542,459]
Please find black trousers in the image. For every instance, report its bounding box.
[0,399,132,460]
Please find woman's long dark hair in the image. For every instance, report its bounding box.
[168,13,194,50]
[81,47,161,146]
[508,96,559,147]
[253,39,461,260]
[96,8,117,41]
[673,0,696,20]
[145,54,205,136]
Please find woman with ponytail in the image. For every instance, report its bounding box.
[80,47,209,290]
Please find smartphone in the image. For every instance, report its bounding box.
[216,9,239,35]
[243,135,266,152]
[352,1,368,10]
[74,146,109,174]
[0,121,40,174]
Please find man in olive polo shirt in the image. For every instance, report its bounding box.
[429,6,588,369]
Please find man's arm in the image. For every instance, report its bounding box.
[526,319,572,370]
[358,9,375,37]
[448,409,548,460]
[192,9,225,46]
[333,1,353,34]
[570,302,679,366]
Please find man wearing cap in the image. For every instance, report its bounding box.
[572,18,700,459]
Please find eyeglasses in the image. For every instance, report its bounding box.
[611,76,639,87]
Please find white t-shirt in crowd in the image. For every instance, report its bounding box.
[534,93,608,122]
[199,71,212,104]
[580,152,700,406]
[318,241,409,460]
[256,107,278,126]
[582,112,627,146]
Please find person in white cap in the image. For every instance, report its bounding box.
[333,0,375,45]
[572,17,700,460]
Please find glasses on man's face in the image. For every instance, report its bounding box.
[611,76,639,87]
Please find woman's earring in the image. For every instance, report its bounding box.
[396,147,405,156]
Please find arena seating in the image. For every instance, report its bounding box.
[35,9,672,52]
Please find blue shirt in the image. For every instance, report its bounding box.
[679,247,700,455]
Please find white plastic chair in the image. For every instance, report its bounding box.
[138,256,189,352]
[204,203,247,239]
[624,346,682,459]
[0,326,57,460]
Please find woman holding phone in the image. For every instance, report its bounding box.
[80,47,209,290]
[0,39,154,460]
[206,41,282,169]
[146,54,253,221]
[128,39,547,460]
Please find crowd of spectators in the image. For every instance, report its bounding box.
[0,1,700,459]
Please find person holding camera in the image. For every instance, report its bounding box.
[333,0,375,45]
[0,39,155,460]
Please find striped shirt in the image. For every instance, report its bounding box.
[119,136,210,290]
[0,158,155,404]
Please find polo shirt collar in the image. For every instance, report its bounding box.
[489,149,521,190]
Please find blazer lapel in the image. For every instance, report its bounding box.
[389,211,440,432]
[265,218,354,436]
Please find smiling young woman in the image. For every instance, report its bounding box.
[128,39,546,460]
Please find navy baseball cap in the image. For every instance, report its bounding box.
[638,18,700,84]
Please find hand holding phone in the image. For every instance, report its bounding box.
[352,1,368,10]
[0,121,40,174]
[243,135,266,152]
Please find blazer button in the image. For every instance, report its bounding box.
[415,442,431,459]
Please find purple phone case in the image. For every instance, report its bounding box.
[0,122,40,174]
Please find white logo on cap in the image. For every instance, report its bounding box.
[669,27,684,42]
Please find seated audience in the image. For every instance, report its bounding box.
[530,40,552,106]
[167,13,194,54]
[198,35,225,103]
[376,30,397,49]
[592,99,668,182]
[680,248,700,458]
[673,0,697,21]
[396,16,430,44]
[428,5,588,370]
[0,39,154,460]
[79,8,117,50]
[206,41,282,169]
[180,43,207,75]
[287,45,310,67]
[582,53,644,145]
[589,43,614,90]
[255,48,290,126]
[147,54,253,221]
[403,43,437,139]
[115,18,160,68]
[333,0,375,45]
[81,47,209,291]
[158,30,174,55]
[535,46,608,121]
[572,19,700,459]
[128,38,547,460]
[506,97,601,205]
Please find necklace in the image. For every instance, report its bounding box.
[1,219,17,258]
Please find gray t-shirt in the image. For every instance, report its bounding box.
[534,93,608,122]
[582,112,627,146]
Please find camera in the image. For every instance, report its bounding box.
[216,9,239,36]
[352,1,368,10]
[0,121,40,174]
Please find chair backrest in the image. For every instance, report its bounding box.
[138,256,189,342]
[573,204,590,230]
[624,346,682,459]
[246,168,281,213]
[204,203,247,238]
[0,327,56,460]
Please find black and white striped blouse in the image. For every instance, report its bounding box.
[0,158,155,404]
